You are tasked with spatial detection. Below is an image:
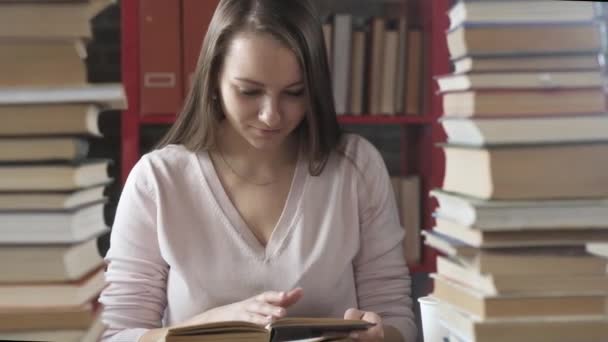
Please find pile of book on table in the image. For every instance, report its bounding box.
[426,1,608,341]
[0,0,126,341]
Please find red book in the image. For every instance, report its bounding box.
[182,0,221,94]
[139,0,183,115]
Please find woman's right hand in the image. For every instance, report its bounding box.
[182,287,304,327]
[140,288,303,342]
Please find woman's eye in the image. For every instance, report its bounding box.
[285,89,304,97]
[240,89,262,96]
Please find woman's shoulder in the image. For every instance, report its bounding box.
[142,144,193,167]
[130,144,197,185]
[338,133,385,171]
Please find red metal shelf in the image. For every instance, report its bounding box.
[139,114,435,125]
[140,114,177,124]
[408,263,432,275]
[408,242,439,274]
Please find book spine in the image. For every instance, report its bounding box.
[140,0,183,115]
[181,0,220,95]
[332,14,353,115]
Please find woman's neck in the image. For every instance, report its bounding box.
[215,122,300,180]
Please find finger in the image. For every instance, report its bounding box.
[362,311,382,324]
[276,287,303,308]
[241,311,272,326]
[350,324,384,341]
[246,301,286,318]
[256,291,287,304]
[344,308,365,320]
[263,288,303,307]
[350,312,383,341]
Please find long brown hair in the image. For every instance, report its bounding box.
[156,0,342,176]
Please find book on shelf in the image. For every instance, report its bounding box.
[0,201,108,244]
[332,13,352,115]
[0,0,113,39]
[423,230,608,276]
[447,22,603,59]
[0,159,111,192]
[0,266,105,308]
[367,17,385,114]
[0,185,106,211]
[441,143,608,200]
[0,104,103,137]
[0,83,127,109]
[391,176,421,264]
[0,39,87,87]
[442,88,605,118]
[394,17,408,114]
[348,20,367,116]
[440,115,608,146]
[0,238,103,282]
[451,53,604,73]
[448,1,601,30]
[431,274,607,319]
[181,0,220,93]
[436,70,603,92]
[380,19,399,115]
[162,318,374,342]
[430,189,608,230]
[437,300,608,342]
[405,29,423,115]
[139,0,182,115]
[436,255,608,296]
[433,216,608,248]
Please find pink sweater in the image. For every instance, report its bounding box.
[99,134,417,341]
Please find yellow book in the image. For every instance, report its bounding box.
[162,318,373,342]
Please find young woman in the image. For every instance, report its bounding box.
[99,0,417,341]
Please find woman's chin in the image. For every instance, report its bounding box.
[245,135,285,151]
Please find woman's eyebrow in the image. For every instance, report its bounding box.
[234,77,303,88]
[234,77,263,85]
[284,80,304,88]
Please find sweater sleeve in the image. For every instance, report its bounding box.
[353,140,418,342]
[99,155,169,342]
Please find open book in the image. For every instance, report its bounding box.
[161,317,374,342]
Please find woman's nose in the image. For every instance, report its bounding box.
[258,96,281,127]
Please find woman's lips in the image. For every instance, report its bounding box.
[252,126,281,136]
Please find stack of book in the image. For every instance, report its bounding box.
[425,1,608,341]
[0,0,126,341]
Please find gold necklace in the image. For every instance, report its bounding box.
[217,147,279,186]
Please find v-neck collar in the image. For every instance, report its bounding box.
[195,146,308,261]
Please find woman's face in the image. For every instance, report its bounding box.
[217,32,308,151]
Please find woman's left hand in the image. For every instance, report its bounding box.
[344,308,384,341]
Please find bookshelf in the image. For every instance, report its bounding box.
[119,0,449,274]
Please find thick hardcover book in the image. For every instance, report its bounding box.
[447,22,604,59]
